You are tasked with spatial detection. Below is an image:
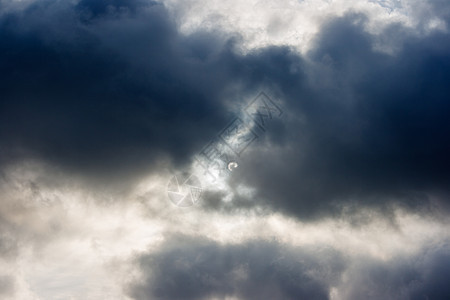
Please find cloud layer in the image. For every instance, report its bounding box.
[129,235,450,300]
[1,0,450,299]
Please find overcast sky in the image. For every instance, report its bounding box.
[1,0,450,299]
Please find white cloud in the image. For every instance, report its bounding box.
[162,0,446,54]
[1,161,449,299]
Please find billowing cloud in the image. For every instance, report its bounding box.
[1,0,449,219]
[1,0,450,299]
[0,0,234,182]
[205,13,450,219]
[128,235,346,300]
[337,244,450,300]
[128,235,450,300]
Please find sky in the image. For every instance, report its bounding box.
[0,0,450,299]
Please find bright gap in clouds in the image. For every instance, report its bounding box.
[163,0,447,54]
[0,0,450,299]
[1,161,449,299]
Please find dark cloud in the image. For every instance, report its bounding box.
[128,235,345,300]
[341,244,450,300]
[1,1,450,299]
[204,12,450,220]
[1,0,450,219]
[0,0,242,181]
[128,235,450,300]
[0,0,304,192]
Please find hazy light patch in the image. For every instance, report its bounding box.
[135,176,450,262]
[426,17,447,32]
[2,161,450,299]
[121,170,450,260]
[264,209,450,260]
[20,199,164,300]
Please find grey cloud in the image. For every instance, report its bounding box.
[204,12,450,220]
[1,2,450,299]
[0,231,17,259]
[0,275,15,297]
[1,0,450,220]
[0,0,241,183]
[128,235,450,300]
[128,235,345,300]
[340,244,450,300]
[0,0,304,192]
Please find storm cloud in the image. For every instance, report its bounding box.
[1,0,449,218]
[206,13,450,219]
[1,0,450,299]
[129,235,450,300]
[0,0,236,179]
[129,235,345,300]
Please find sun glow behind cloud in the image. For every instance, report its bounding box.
[0,160,447,299]
[1,0,450,299]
